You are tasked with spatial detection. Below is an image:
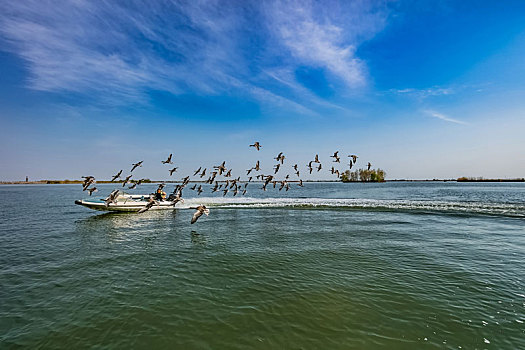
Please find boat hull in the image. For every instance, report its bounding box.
[75,198,176,212]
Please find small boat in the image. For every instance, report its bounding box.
[75,193,177,212]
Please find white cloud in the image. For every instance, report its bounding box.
[392,87,454,97]
[263,68,351,112]
[425,110,468,125]
[0,1,243,102]
[265,0,386,88]
[0,0,387,112]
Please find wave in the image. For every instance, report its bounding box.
[176,197,525,218]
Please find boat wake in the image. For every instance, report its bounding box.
[178,197,525,218]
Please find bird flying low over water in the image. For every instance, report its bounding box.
[264,175,274,186]
[82,177,95,191]
[111,170,122,182]
[249,142,261,150]
[191,205,210,224]
[162,154,173,164]
[87,187,97,196]
[122,175,132,187]
[193,167,202,176]
[138,197,157,213]
[131,161,143,172]
[214,161,227,175]
[207,172,217,184]
[169,190,184,205]
[104,189,119,206]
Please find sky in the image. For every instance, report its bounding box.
[1,0,525,181]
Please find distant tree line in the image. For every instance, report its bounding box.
[457,177,524,182]
[341,169,386,182]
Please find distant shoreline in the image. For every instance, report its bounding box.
[1,178,524,184]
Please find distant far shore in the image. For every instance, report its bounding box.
[456,177,525,182]
[1,178,524,184]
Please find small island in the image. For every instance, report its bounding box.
[340,169,386,183]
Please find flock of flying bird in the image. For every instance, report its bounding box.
[80,142,371,224]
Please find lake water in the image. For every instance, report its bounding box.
[1,182,524,348]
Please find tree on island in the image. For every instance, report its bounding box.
[341,168,386,182]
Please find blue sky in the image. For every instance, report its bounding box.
[1,0,525,181]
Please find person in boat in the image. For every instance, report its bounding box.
[155,188,167,201]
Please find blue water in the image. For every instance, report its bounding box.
[0,182,524,348]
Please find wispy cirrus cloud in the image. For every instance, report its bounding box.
[425,110,468,125]
[265,0,387,88]
[392,86,455,97]
[0,0,387,113]
[0,1,244,103]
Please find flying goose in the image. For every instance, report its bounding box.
[122,175,132,187]
[111,170,122,182]
[131,161,143,172]
[138,196,158,213]
[104,189,119,206]
[190,205,210,224]
[162,154,173,164]
[249,142,261,150]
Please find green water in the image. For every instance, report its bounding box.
[1,182,524,348]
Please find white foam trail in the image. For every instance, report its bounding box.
[174,197,525,217]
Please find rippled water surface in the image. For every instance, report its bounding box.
[1,182,524,348]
